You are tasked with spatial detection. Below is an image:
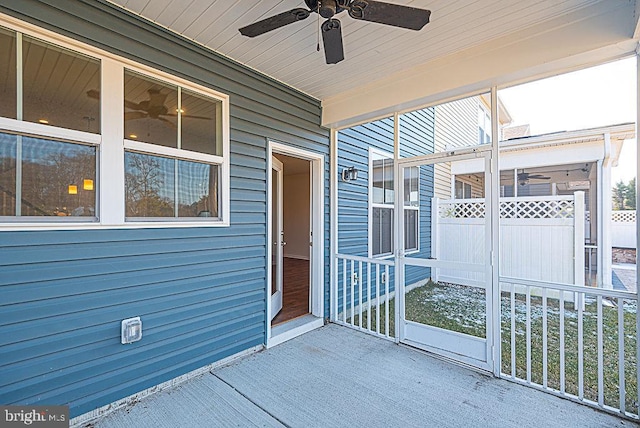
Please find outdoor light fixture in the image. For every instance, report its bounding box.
[341,166,358,182]
[68,185,78,195]
[83,179,94,191]
[121,317,143,344]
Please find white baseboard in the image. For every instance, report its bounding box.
[70,344,263,427]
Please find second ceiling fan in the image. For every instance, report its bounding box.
[239,0,431,64]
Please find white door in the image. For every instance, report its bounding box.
[271,156,284,320]
[398,149,494,371]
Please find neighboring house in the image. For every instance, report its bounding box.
[447,123,635,288]
[433,94,513,200]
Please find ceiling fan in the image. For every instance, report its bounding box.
[238,0,432,64]
[86,89,211,128]
[517,170,551,186]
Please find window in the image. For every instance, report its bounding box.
[455,179,472,199]
[478,106,491,145]
[123,70,223,221]
[370,150,419,257]
[0,21,229,229]
[0,29,100,221]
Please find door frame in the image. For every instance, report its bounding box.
[395,146,495,372]
[270,155,284,320]
[266,141,325,346]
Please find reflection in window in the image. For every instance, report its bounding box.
[0,27,16,119]
[125,152,219,219]
[181,89,222,156]
[125,152,175,218]
[0,133,97,217]
[0,133,17,216]
[372,157,394,204]
[404,166,419,207]
[22,35,100,133]
[177,160,218,218]
[124,70,178,148]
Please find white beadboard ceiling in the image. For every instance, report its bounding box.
[108,0,638,122]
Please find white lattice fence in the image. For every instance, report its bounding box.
[432,194,584,288]
[611,210,636,249]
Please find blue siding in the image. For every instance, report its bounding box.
[0,0,329,418]
[336,109,435,309]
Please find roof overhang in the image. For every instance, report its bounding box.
[322,1,638,129]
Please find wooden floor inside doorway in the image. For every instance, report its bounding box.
[272,258,310,326]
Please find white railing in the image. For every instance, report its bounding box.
[334,254,395,340]
[500,276,639,419]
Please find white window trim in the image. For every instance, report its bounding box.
[0,14,230,230]
[367,147,420,258]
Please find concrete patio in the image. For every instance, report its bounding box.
[87,324,630,428]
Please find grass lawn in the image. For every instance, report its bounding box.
[348,280,638,414]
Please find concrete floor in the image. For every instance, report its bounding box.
[90,324,631,428]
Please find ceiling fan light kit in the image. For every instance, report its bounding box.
[239,0,431,64]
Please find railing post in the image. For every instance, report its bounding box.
[574,191,585,288]
[431,196,439,282]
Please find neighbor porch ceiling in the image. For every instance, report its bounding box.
[109,0,639,128]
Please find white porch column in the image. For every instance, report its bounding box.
[601,133,613,289]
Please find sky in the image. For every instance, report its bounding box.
[498,57,637,184]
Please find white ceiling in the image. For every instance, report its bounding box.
[109,1,639,127]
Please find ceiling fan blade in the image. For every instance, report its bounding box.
[180,114,212,120]
[529,175,551,180]
[348,0,431,31]
[124,99,142,110]
[321,19,345,64]
[124,111,148,121]
[239,8,311,37]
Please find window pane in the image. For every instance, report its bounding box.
[21,136,96,217]
[177,159,219,218]
[22,35,100,133]
[125,152,175,217]
[124,70,177,147]
[0,133,17,215]
[0,27,16,119]
[373,157,394,204]
[404,209,418,251]
[181,89,222,156]
[373,207,393,256]
[404,166,419,207]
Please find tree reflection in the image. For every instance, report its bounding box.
[125,152,174,217]
[0,137,97,217]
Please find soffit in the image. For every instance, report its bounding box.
[108,1,638,127]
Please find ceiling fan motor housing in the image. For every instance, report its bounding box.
[306,0,347,19]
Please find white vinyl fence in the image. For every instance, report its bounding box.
[612,210,637,249]
[432,193,585,288]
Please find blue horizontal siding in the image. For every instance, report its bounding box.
[336,109,435,312]
[0,0,330,419]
